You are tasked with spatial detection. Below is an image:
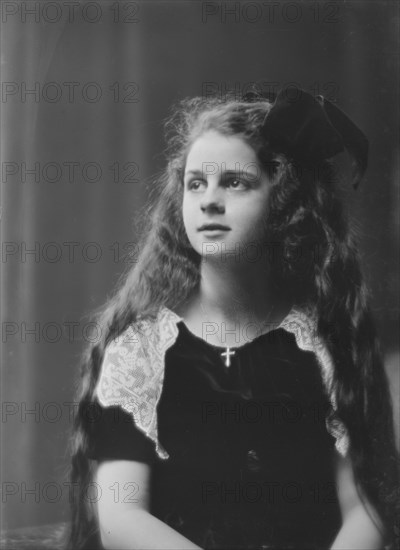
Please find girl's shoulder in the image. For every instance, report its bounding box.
[278,305,350,457]
[111,306,183,357]
[93,307,182,460]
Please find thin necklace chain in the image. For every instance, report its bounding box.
[199,301,238,367]
[199,300,277,367]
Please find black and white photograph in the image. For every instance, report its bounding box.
[1,1,399,549]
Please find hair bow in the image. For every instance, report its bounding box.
[242,88,369,190]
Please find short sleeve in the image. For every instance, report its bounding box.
[279,306,350,457]
[86,397,158,464]
[92,311,181,460]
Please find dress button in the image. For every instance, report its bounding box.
[246,449,261,472]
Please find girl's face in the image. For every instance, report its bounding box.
[182,130,272,263]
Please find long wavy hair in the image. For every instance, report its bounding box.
[65,94,399,549]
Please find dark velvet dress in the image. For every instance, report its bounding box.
[87,320,342,549]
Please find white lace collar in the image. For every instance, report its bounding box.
[94,305,349,460]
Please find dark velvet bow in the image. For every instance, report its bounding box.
[242,88,369,190]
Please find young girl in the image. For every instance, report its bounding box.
[66,88,399,549]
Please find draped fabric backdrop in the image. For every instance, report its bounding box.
[2,0,399,530]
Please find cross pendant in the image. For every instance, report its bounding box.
[221,347,236,367]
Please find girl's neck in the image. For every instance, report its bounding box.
[200,260,272,317]
[177,259,292,347]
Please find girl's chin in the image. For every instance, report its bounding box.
[196,240,245,264]
[194,237,270,266]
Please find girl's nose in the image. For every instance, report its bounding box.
[200,184,225,213]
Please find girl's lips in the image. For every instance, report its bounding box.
[200,228,230,239]
[201,229,229,234]
[198,225,231,231]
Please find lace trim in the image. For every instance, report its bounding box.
[95,307,182,460]
[95,305,349,459]
[279,306,350,456]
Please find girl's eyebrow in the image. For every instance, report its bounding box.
[184,169,259,179]
[184,169,203,177]
[223,169,259,180]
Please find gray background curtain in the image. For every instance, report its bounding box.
[2,0,399,529]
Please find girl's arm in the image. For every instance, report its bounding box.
[330,453,385,550]
[94,459,203,550]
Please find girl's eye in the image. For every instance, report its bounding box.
[224,177,248,189]
[185,177,249,191]
[186,179,205,191]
